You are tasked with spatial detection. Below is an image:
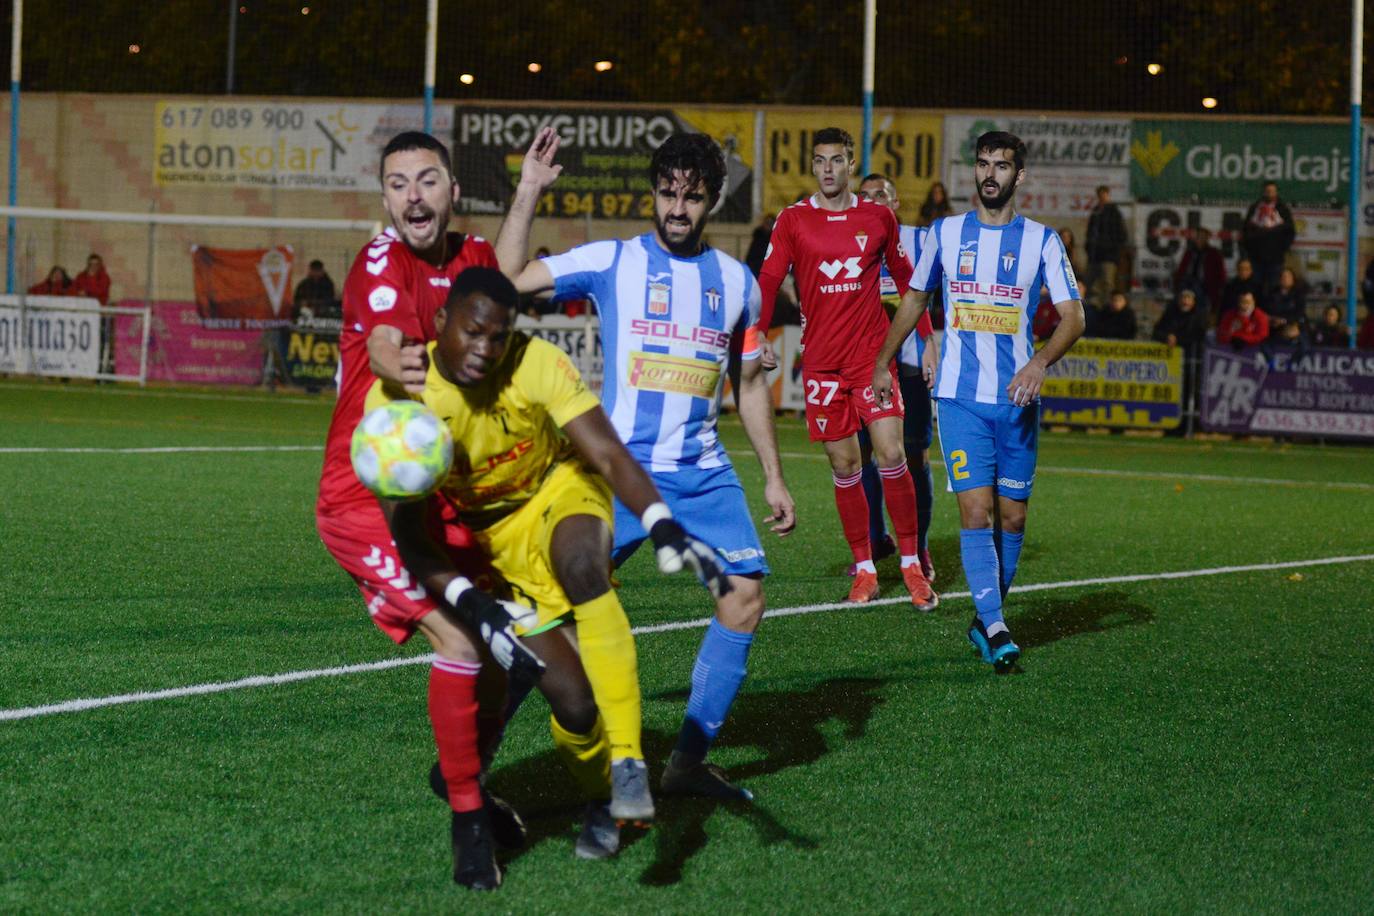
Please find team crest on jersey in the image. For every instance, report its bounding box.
[648,281,671,316]
[704,287,722,313]
[816,417,828,433]
[1001,251,1016,273]
[854,231,868,252]
[959,242,977,277]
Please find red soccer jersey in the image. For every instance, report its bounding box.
[757,192,926,371]
[316,228,498,515]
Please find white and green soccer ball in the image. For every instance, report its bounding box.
[351,400,453,500]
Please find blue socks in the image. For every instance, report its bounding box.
[861,460,886,547]
[960,528,1004,633]
[676,619,753,759]
[915,462,934,553]
[998,530,1024,599]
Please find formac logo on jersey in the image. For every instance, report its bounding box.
[627,351,720,398]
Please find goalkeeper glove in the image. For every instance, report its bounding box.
[444,578,545,682]
[641,502,733,599]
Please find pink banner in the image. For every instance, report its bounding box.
[115,300,264,385]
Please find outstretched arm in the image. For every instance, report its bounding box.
[493,126,562,279]
[732,353,795,536]
[367,325,428,394]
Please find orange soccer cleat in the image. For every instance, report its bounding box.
[902,564,939,612]
[847,569,880,603]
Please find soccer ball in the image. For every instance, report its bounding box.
[350,400,453,500]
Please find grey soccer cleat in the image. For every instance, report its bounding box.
[609,758,655,824]
[660,752,754,802]
[574,801,621,860]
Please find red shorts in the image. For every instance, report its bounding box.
[802,360,904,441]
[316,501,496,645]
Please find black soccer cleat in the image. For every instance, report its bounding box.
[429,763,527,850]
[450,808,502,890]
[987,629,1021,672]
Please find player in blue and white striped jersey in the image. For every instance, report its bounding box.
[871,131,1086,672]
[515,133,796,801]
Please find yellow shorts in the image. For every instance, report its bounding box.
[472,459,613,632]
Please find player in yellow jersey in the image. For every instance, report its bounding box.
[370,266,729,869]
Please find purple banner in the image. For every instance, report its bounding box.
[1201,345,1374,440]
[115,300,264,385]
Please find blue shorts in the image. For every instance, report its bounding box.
[934,397,1039,500]
[613,464,768,577]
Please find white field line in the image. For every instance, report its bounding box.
[0,382,327,406]
[3,553,1371,723]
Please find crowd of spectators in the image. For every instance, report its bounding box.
[27,255,111,303]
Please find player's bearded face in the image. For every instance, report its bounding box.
[653,173,709,256]
[434,292,512,387]
[381,149,458,258]
[974,150,1022,210]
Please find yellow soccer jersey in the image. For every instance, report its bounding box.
[365,333,602,520]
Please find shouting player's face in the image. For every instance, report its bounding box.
[434,292,512,387]
[653,171,709,256]
[381,148,460,263]
[812,144,854,198]
[974,148,1023,211]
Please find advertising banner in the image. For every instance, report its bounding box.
[155,101,451,190]
[115,301,263,385]
[191,245,295,326]
[516,314,604,395]
[1040,338,1182,429]
[943,115,1132,218]
[762,110,942,219]
[1130,119,1349,207]
[1132,203,1346,297]
[1200,345,1374,440]
[281,316,342,388]
[0,295,103,377]
[453,105,754,221]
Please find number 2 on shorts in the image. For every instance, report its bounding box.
[949,449,970,480]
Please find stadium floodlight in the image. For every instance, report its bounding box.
[459,73,475,85]
[1201,97,1218,109]
[594,60,614,72]
[527,62,542,73]
[1146,63,1161,76]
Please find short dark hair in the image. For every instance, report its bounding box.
[308,259,324,270]
[975,131,1027,172]
[649,133,727,206]
[860,173,890,185]
[379,131,452,182]
[446,266,518,313]
[813,127,854,159]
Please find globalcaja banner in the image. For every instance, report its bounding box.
[1201,345,1374,440]
[762,110,942,218]
[943,115,1132,218]
[155,101,452,190]
[1039,338,1182,430]
[191,245,295,327]
[0,295,103,377]
[115,301,264,385]
[1130,119,1349,207]
[1132,203,1346,298]
[281,316,342,388]
[453,106,754,222]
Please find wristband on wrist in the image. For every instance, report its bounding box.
[443,576,475,608]
[640,501,673,532]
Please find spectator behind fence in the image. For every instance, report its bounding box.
[745,212,774,277]
[1153,288,1208,356]
[293,259,337,319]
[1032,286,1061,341]
[1362,258,1374,310]
[1084,185,1127,307]
[1220,258,1265,324]
[29,266,72,296]
[918,181,952,225]
[1359,309,1374,350]
[1173,227,1226,313]
[1241,181,1296,293]
[71,254,111,304]
[1090,291,1137,340]
[1058,227,1086,280]
[1265,268,1307,343]
[1311,305,1350,349]
[1218,290,1270,350]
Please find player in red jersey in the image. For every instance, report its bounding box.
[315,129,564,889]
[757,127,937,608]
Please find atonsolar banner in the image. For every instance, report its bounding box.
[1201,345,1374,440]
[453,105,755,222]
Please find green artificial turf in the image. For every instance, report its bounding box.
[2,379,1371,913]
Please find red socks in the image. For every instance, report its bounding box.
[833,470,872,563]
[878,461,919,558]
[428,658,483,813]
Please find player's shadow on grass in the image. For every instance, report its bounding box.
[1009,589,1153,650]
[637,676,885,886]
[482,677,886,883]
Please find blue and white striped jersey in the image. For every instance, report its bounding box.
[543,232,761,472]
[878,224,926,367]
[910,212,1079,405]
